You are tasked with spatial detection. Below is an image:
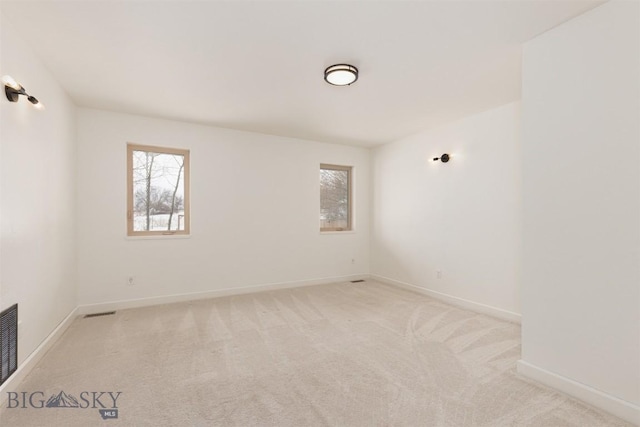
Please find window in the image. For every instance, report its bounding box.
[320,164,352,232]
[127,144,190,236]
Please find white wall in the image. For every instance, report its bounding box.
[371,102,521,317]
[521,0,639,413]
[0,14,77,365]
[76,109,370,306]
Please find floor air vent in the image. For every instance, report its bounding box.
[84,311,116,318]
[350,279,365,283]
[0,304,18,386]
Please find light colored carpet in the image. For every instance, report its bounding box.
[0,280,632,426]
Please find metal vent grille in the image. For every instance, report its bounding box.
[0,304,18,386]
[84,311,116,318]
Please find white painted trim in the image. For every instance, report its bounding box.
[371,274,521,323]
[0,307,78,407]
[319,231,357,235]
[78,274,369,315]
[517,360,640,425]
[125,234,191,240]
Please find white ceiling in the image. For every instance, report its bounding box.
[0,0,602,147]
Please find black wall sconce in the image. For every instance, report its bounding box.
[3,75,43,109]
[433,153,450,163]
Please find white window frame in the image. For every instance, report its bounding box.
[320,163,353,232]
[127,143,190,236]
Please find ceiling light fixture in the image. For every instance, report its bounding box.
[433,154,450,163]
[324,64,358,86]
[3,75,44,109]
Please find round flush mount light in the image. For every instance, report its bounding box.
[324,64,358,86]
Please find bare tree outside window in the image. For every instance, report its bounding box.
[127,144,190,236]
[320,164,352,231]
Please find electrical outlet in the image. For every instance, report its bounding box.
[127,276,135,286]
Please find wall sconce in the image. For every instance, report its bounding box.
[433,154,450,163]
[3,75,43,109]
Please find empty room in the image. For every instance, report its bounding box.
[0,0,638,425]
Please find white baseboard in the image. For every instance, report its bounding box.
[371,274,521,323]
[78,274,369,315]
[517,360,639,425]
[0,307,78,407]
